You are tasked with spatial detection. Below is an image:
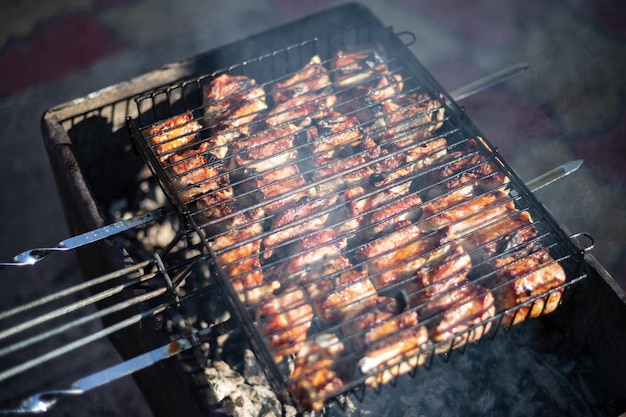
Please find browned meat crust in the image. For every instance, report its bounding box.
[492,246,566,327]
[302,256,376,324]
[265,91,336,127]
[421,189,517,237]
[209,208,277,306]
[342,296,429,387]
[368,94,445,150]
[272,55,332,104]
[259,285,313,362]
[203,73,268,158]
[356,221,442,290]
[261,195,338,260]
[143,111,202,160]
[288,334,347,412]
[166,142,234,203]
[408,243,495,353]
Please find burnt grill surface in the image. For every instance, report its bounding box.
[127,17,587,412]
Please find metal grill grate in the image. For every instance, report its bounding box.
[127,23,589,412]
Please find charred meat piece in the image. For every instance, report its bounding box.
[209,208,277,306]
[368,94,445,150]
[289,334,347,412]
[260,285,313,362]
[342,296,429,387]
[408,243,494,353]
[270,229,348,286]
[346,185,422,240]
[242,163,316,214]
[203,74,268,158]
[233,123,301,173]
[460,210,537,264]
[204,73,268,129]
[166,142,234,203]
[308,125,380,194]
[356,221,442,290]
[310,111,364,165]
[420,189,517,239]
[272,55,332,104]
[261,195,338,260]
[333,45,390,87]
[422,140,509,200]
[492,246,566,327]
[332,46,404,124]
[265,91,336,127]
[195,193,241,234]
[333,46,403,100]
[143,111,202,161]
[369,137,448,190]
[303,256,377,324]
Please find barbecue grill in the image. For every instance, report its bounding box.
[3,3,626,417]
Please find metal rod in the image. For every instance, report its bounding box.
[0,327,211,414]
[449,63,530,102]
[525,159,584,193]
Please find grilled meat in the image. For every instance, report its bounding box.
[209,208,276,306]
[143,111,202,161]
[204,73,267,129]
[333,46,403,99]
[233,123,301,173]
[492,246,566,327]
[242,163,316,214]
[138,44,574,410]
[265,91,336,127]
[421,189,516,238]
[342,296,429,387]
[408,243,494,353]
[289,334,347,412]
[271,229,348,286]
[260,284,313,362]
[166,142,234,203]
[261,195,338,260]
[272,55,332,104]
[310,111,364,164]
[303,256,376,324]
[459,210,537,264]
[203,73,268,158]
[346,185,422,240]
[307,112,381,194]
[332,46,404,124]
[421,140,509,200]
[368,94,445,151]
[356,221,442,290]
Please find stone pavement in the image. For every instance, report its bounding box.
[0,0,624,416]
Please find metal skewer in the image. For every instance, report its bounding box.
[0,63,531,268]
[449,62,530,102]
[0,327,211,415]
[525,159,584,193]
[0,207,169,268]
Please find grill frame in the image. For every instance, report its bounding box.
[126,12,589,411]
